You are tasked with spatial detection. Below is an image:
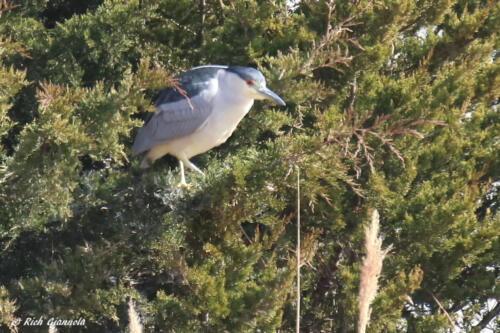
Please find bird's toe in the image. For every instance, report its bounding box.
[178,181,192,189]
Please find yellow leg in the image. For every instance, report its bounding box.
[178,160,191,188]
[180,157,205,176]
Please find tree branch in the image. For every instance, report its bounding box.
[476,300,500,330]
[427,291,456,329]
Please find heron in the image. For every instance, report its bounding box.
[132,65,286,187]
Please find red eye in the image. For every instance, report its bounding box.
[246,80,253,85]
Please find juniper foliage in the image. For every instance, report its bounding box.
[1,0,499,332]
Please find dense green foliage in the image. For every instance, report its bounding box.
[1,0,499,332]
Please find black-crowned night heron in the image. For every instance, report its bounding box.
[132,65,286,187]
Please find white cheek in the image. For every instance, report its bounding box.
[249,86,265,100]
[244,86,258,99]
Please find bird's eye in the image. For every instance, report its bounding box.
[246,80,253,85]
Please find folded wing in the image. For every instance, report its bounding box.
[132,66,224,155]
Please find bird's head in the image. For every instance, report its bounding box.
[226,66,286,106]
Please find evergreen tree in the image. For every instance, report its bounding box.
[0,0,499,332]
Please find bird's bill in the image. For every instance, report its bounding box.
[256,87,286,106]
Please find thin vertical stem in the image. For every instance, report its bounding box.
[296,166,301,333]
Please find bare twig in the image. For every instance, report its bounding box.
[198,0,206,41]
[165,18,198,35]
[171,78,194,110]
[296,166,301,333]
[240,224,253,244]
[428,291,456,329]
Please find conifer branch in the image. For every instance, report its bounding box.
[0,286,19,333]
[326,94,447,177]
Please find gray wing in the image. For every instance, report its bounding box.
[132,66,224,155]
[132,92,216,156]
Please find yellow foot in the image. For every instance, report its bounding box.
[178,181,192,189]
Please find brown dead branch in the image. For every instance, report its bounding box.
[0,0,20,18]
[428,290,456,329]
[325,80,447,176]
[170,78,194,111]
[300,1,370,75]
